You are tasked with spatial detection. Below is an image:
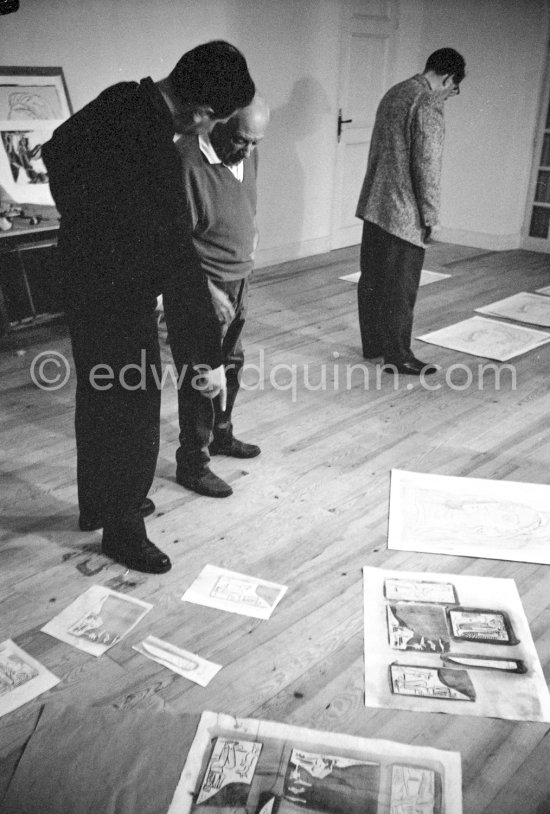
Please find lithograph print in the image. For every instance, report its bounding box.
[0,639,59,717]
[167,711,462,814]
[182,565,287,620]
[363,566,550,722]
[41,585,153,656]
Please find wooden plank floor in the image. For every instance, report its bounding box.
[1,241,550,811]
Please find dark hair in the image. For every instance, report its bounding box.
[169,40,255,118]
[424,48,466,84]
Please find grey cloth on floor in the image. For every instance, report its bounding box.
[1,702,200,814]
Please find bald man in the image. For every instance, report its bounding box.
[164,95,270,497]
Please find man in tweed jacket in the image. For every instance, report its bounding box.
[355,48,465,375]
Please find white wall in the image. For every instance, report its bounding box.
[0,0,342,268]
[1,0,549,261]
[421,0,550,249]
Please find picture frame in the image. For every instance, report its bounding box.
[0,66,73,209]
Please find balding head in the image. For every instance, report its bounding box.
[210,92,270,166]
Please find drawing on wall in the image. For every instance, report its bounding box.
[387,603,450,653]
[363,566,550,722]
[132,635,221,687]
[167,711,462,814]
[41,585,153,657]
[0,67,72,207]
[387,468,550,565]
[384,578,457,605]
[182,565,287,620]
[389,664,476,702]
[476,291,550,327]
[416,315,550,360]
[0,639,59,717]
[339,269,449,286]
[446,608,518,645]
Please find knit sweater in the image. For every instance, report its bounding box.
[355,74,445,247]
[176,135,258,282]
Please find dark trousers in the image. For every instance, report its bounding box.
[357,220,425,363]
[166,277,248,475]
[66,293,161,540]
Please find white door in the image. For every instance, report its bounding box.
[330,0,398,249]
[522,45,550,252]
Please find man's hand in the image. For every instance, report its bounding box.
[194,364,227,411]
[208,279,235,324]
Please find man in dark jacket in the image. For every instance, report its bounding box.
[42,41,255,574]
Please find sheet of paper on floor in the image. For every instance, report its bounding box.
[0,639,59,717]
[133,635,221,686]
[339,269,450,285]
[181,565,287,620]
[167,709,463,814]
[363,566,550,723]
[475,291,550,327]
[41,585,153,656]
[387,468,550,565]
[417,314,550,360]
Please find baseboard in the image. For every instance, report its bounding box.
[435,227,521,251]
[255,236,332,269]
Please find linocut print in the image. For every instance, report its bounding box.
[363,566,550,722]
[167,711,462,814]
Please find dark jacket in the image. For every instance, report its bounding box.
[42,77,222,367]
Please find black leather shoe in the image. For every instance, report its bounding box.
[382,358,439,376]
[79,498,156,532]
[101,535,171,574]
[209,437,261,458]
[176,467,233,497]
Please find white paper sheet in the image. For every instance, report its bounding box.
[363,566,550,722]
[182,565,287,619]
[41,585,153,656]
[168,710,463,814]
[536,285,550,295]
[0,639,59,717]
[417,315,550,360]
[133,636,221,686]
[476,291,550,327]
[388,468,550,565]
[339,269,450,285]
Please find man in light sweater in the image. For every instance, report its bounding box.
[355,48,465,376]
[164,94,270,497]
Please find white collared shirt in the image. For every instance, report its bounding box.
[198,133,243,181]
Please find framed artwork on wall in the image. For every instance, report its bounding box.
[0,66,72,210]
